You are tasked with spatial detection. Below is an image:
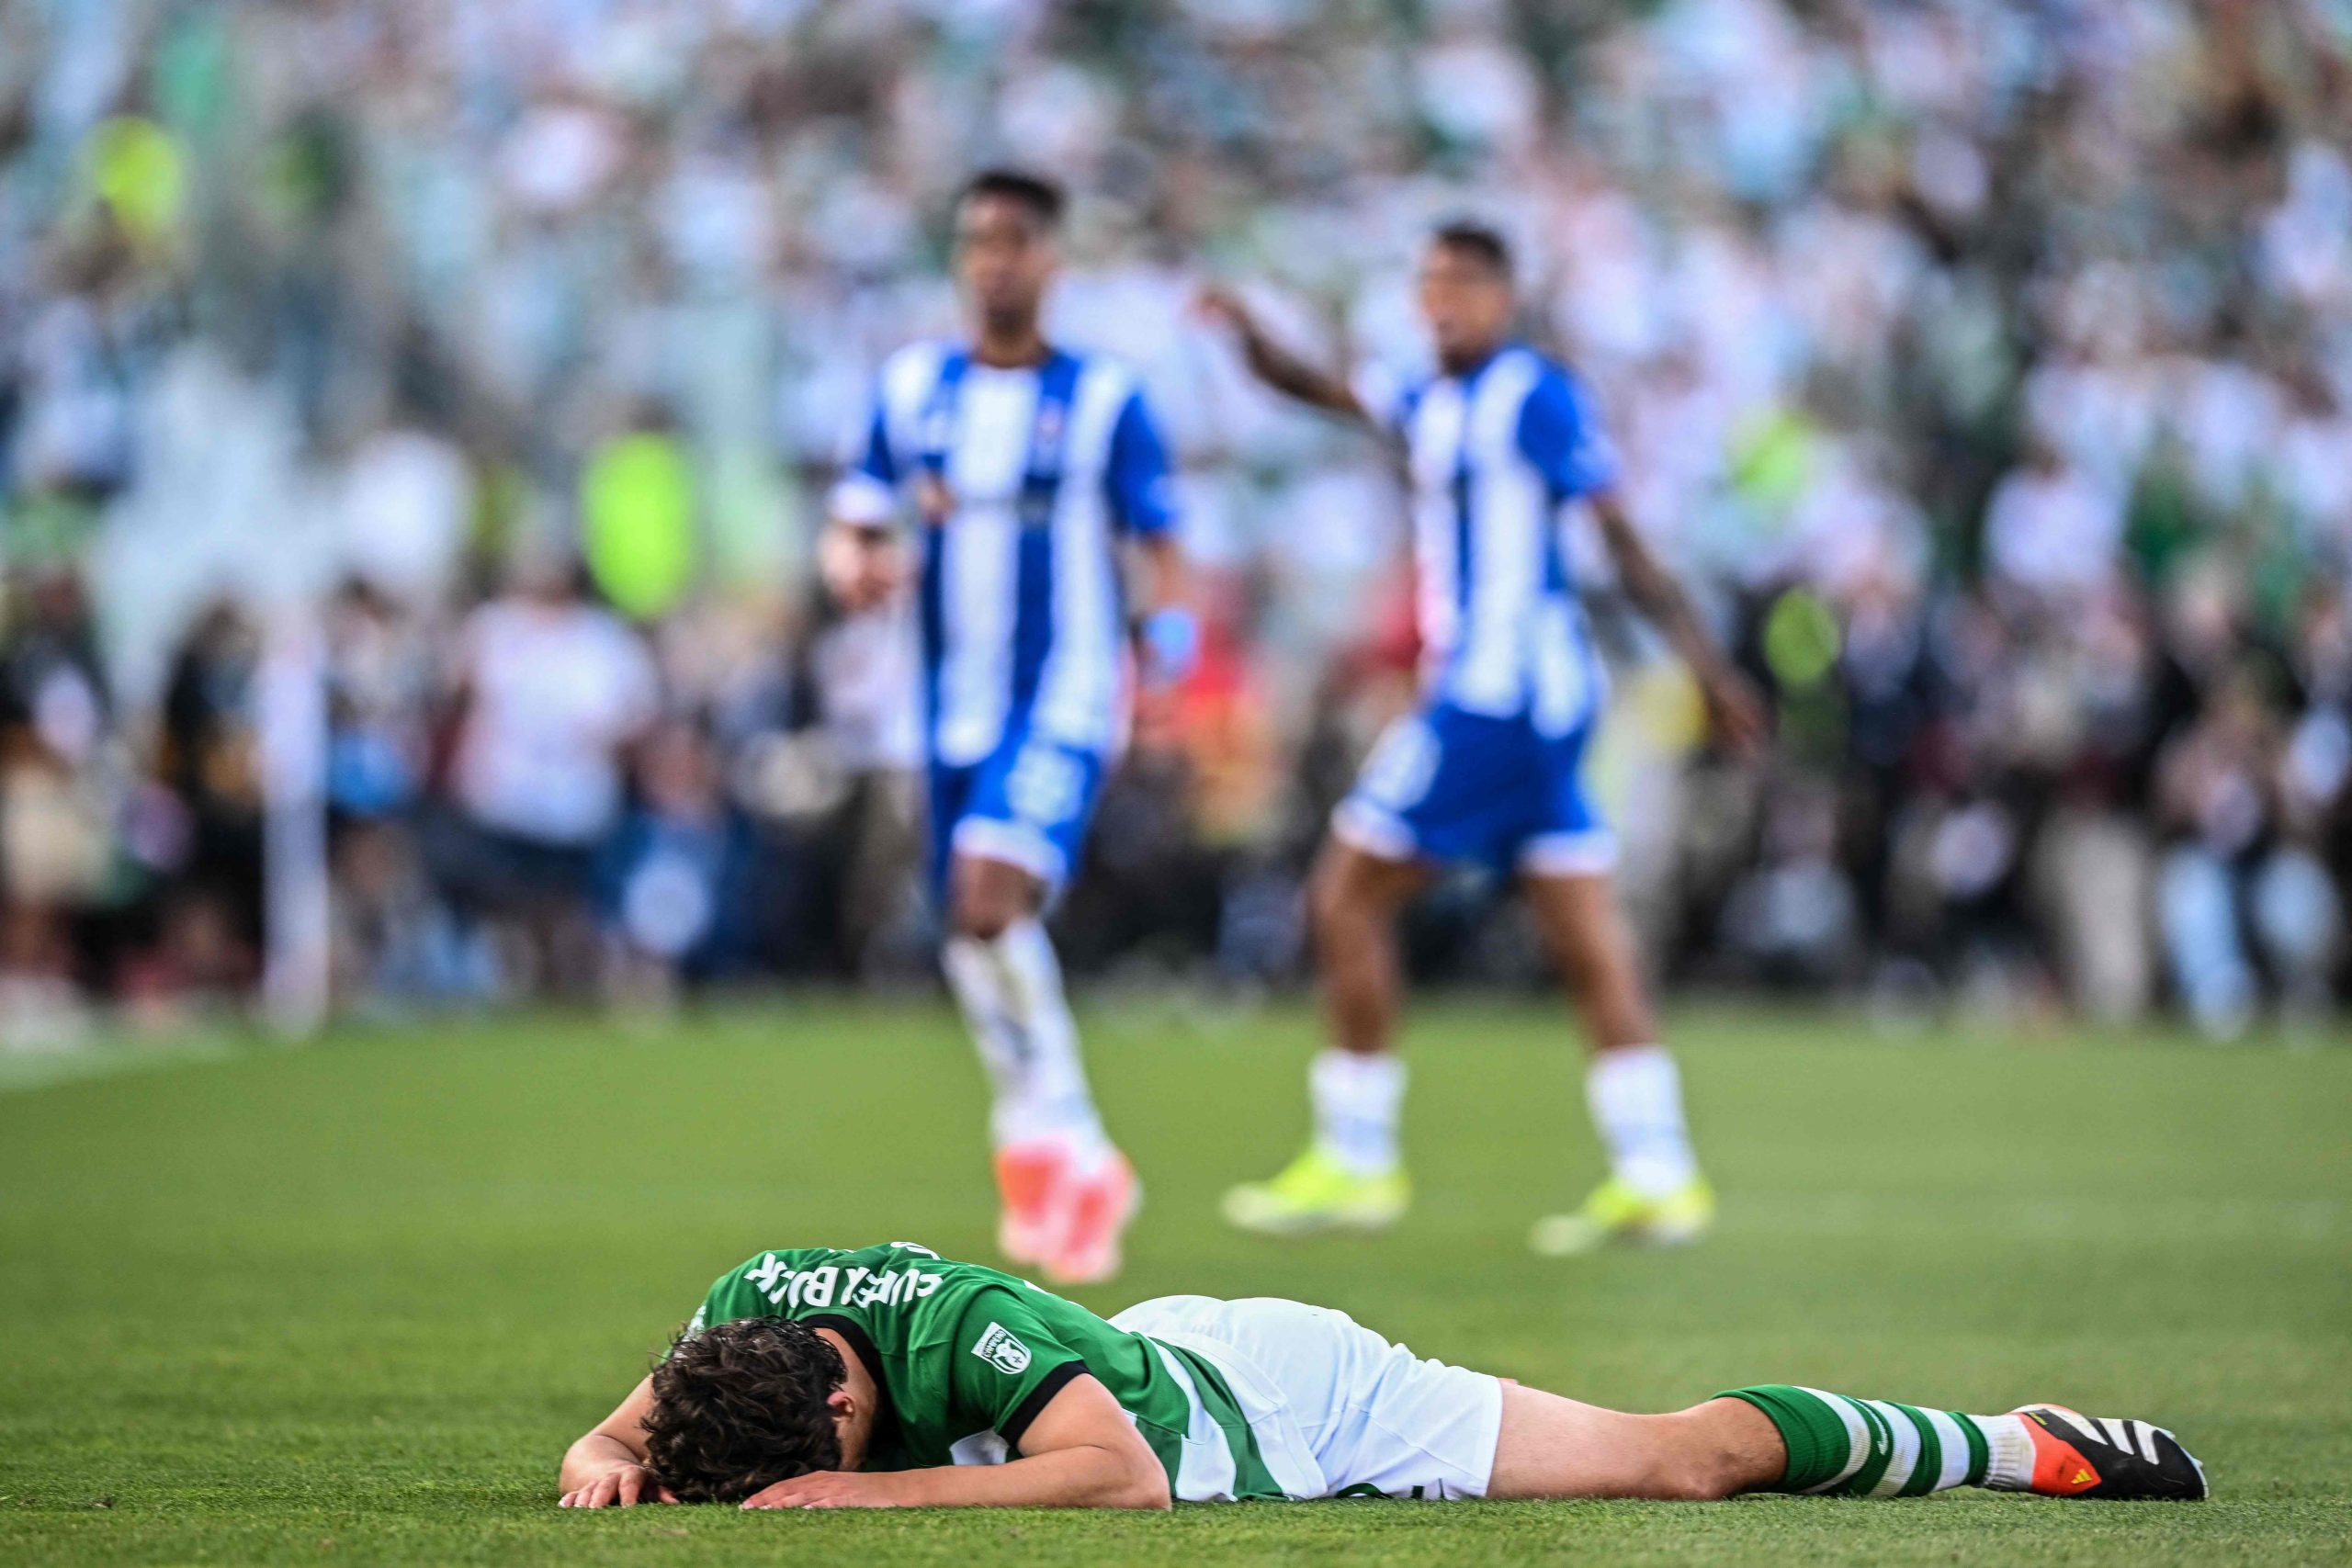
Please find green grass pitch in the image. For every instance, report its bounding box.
[3,998,2347,1565]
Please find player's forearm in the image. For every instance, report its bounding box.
[1597,499,1732,677]
[1634,570,1736,682]
[1134,536,1186,616]
[885,1448,1172,1510]
[559,1431,647,1492]
[1236,332,1364,421]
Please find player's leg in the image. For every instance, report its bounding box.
[1227,705,1513,1235]
[944,847,1134,1281]
[1516,730,1711,1254]
[1486,1386,1779,1499]
[1311,838,1431,1066]
[948,851,1102,1151]
[1521,865,1657,1050]
[1489,1383,2207,1502]
[1222,838,1426,1234]
[935,739,1132,1283]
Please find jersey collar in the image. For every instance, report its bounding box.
[807,1312,903,1451]
[959,342,1069,375]
[1442,339,1515,388]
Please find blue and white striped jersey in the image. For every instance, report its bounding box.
[831,343,1177,767]
[1364,343,1620,739]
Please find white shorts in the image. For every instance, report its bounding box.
[1110,1294,1504,1501]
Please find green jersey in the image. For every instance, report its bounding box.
[689,1242,1285,1500]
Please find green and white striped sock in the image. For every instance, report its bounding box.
[1723,1385,2038,1496]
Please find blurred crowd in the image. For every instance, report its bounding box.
[3,0,2349,1042]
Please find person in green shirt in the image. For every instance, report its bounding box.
[559,1242,2206,1510]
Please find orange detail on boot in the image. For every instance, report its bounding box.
[1046,1150,1138,1286]
[994,1142,1072,1267]
[2020,1411,2104,1496]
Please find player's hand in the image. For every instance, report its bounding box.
[819,524,907,613]
[559,1462,677,1507]
[740,1470,907,1510]
[1193,286,1256,339]
[1701,666,1771,761]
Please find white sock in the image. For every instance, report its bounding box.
[1586,1044,1699,1198]
[1977,1414,2039,1492]
[989,919,1109,1168]
[1310,1049,1407,1178]
[943,934,1040,1146]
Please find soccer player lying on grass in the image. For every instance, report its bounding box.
[559,1243,2206,1510]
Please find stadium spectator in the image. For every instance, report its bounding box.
[431,558,660,999]
[155,598,266,1001]
[0,568,114,1040]
[602,716,757,1001]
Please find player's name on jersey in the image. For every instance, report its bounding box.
[742,1253,945,1311]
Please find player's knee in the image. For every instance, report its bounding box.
[950,890,1017,943]
[1625,1452,1736,1501]
[949,862,1033,942]
[1660,1455,1744,1502]
[1648,1407,1757,1500]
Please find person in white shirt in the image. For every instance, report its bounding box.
[440,558,659,995]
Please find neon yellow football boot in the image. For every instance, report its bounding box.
[1528,1174,1715,1256]
[1222,1145,1409,1235]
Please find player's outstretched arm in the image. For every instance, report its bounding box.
[559,1375,680,1507]
[740,1373,1170,1511]
[1589,491,1770,760]
[1197,288,1374,425]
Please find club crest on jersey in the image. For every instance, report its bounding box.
[971,1322,1032,1375]
[1029,400,1066,466]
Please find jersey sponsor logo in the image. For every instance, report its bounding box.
[971,1322,1032,1375]
[742,1253,944,1311]
[1027,401,1066,471]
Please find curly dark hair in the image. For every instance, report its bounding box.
[642,1317,848,1503]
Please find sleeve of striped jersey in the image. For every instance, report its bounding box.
[943,1286,1090,1450]
[1517,369,1620,500]
[828,382,899,525]
[1102,390,1178,537]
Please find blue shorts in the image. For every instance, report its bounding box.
[1332,702,1614,876]
[927,729,1107,897]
